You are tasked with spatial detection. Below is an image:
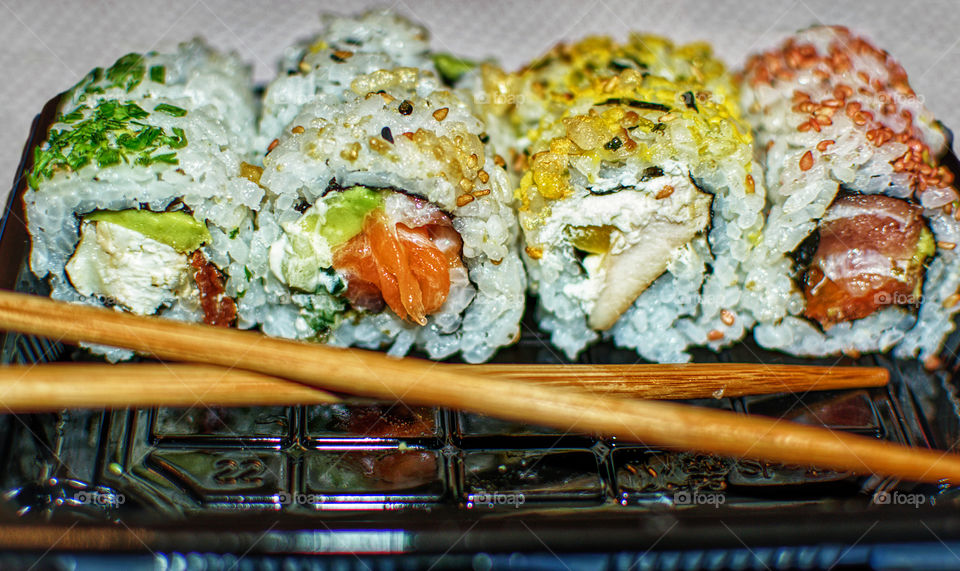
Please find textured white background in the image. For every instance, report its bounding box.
[2,0,959,207]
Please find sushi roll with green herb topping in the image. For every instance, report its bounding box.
[24,41,260,360]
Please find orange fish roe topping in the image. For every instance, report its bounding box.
[743,26,955,203]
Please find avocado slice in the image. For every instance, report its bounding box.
[85,209,211,253]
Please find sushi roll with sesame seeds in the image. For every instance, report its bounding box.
[258,10,435,147]
[244,12,525,363]
[475,35,766,362]
[740,26,960,362]
[24,41,261,361]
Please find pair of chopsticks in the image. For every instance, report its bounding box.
[0,290,956,484]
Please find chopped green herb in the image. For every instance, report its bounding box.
[96,148,121,168]
[154,103,187,117]
[294,292,345,337]
[147,152,179,165]
[28,98,188,189]
[104,53,146,92]
[149,65,166,84]
[432,52,476,86]
[229,228,240,239]
[57,106,87,124]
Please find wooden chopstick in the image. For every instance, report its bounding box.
[0,289,955,484]
[0,364,341,411]
[452,363,889,399]
[0,361,888,412]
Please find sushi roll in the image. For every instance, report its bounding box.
[245,13,525,363]
[740,26,960,361]
[477,36,765,362]
[258,10,434,145]
[24,41,261,360]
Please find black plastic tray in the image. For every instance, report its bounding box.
[4,96,960,570]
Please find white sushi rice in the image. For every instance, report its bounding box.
[741,26,960,360]
[258,10,434,147]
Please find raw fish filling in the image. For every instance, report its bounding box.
[271,187,467,326]
[802,193,934,327]
[334,210,462,326]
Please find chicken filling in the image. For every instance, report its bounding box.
[65,209,236,326]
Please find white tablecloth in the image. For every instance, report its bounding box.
[3,0,959,206]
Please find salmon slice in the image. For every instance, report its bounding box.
[333,209,463,325]
[803,193,931,327]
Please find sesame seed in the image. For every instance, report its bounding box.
[707,330,724,341]
[799,150,814,171]
[473,189,491,198]
[467,154,479,169]
[924,355,944,371]
[456,194,475,207]
[340,142,360,161]
[745,174,755,194]
[938,241,956,250]
[291,125,305,134]
[655,185,674,199]
[380,126,394,143]
[398,100,413,115]
[368,137,389,153]
[720,309,735,326]
[494,155,506,168]
[817,139,835,152]
[379,91,396,104]
[944,294,960,308]
[433,108,449,121]
[267,138,279,152]
[524,246,544,259]
[478,170,489,183]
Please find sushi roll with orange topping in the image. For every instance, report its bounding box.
[741,26,959,361]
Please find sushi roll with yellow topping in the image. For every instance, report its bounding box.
[477,35,766,361]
